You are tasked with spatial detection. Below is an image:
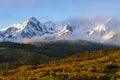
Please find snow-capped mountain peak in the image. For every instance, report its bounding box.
[0,23,20,32]
[27,16,40,24]
[0,17,59,42]
[44,21,56,31]
[0,16,119,45]
[57,24,74,37]
[87,18,112,36]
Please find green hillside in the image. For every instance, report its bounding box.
[0,47,120,80]
[0,46,56,72]
[0,41,109,68]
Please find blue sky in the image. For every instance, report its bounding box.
[0,0,120,29]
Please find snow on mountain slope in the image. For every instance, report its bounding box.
[57,24,73,37]
[87,18,111,36]
[86,18,116,41]
[0,17,58,42]
[103,31,115,40]
[0,16,119,45]
[0,23,21,41]
[44,21,56,31]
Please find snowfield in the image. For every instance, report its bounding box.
[0,16,120,45]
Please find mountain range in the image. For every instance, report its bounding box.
[0,16,119,45]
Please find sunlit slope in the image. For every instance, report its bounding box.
[0,47,120,80]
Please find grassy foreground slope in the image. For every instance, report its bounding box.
[0,47,120,80]
[0,45,56,72]
[0,41,109,72]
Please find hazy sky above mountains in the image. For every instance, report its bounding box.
[0,0,120,29]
